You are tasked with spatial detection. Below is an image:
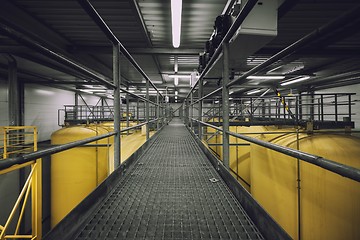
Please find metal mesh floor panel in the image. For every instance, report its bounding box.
[74,119,264,240]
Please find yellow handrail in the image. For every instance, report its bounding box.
[0,126,41,240]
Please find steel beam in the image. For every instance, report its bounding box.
[146,79,150,140]
[222,43,230,169]
[113,44,121,169]
[198,78,203,140]
[77,0,162,96]
[8,56,21,126]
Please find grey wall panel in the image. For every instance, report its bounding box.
[0,171,20,234]
[24,84,74,141]
[0,80,9,126]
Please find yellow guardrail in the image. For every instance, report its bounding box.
[0,126,42,240]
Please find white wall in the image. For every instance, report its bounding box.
[315,84,360,129]
[24,84,75,141]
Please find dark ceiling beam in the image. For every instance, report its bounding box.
[277,0,301,19]
[128,0,164,84]
[3,0,119,89]
[0,20,115,89]
[256,48,360,58]
[68,45,202,55]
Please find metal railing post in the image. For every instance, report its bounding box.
[126,87,130,135]
[113,44,121,169]
[198,78,203,140]
[156,93,160,130]
[190,92,193,130]
[146,80,150,140]
[222,42,230,169]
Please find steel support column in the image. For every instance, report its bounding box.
[126,87,130,135]
[113,44,121,169]
[136,98,139,124]
[156,93,160,130]
[146,80,150,140]
[190,92,193,130]
[198,79,203,139]
[222,43,230,169]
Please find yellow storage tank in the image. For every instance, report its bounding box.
[206,123,280,192]
[50,124,111,227]
[251,132,360,240]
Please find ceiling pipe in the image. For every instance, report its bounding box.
[227,4,360,88]
[0,19,115,89]
[78,0,163,97]
[185,0,258,100]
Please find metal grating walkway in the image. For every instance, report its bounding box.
[74,119,264,240]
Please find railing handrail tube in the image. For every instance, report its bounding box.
[0,132,116,171]
[192,118,360,182]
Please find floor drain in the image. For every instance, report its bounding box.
[209,178,219,183]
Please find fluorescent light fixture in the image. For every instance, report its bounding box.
[246,75,285,80]
[175,90,178,95]
[168,74,192,78]
[171,0,182,48]
[174,56,178,72]
[174,77,179,86]
[280,76,310,86]
[246,89,261,95]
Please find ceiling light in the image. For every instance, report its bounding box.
[175,90,178,95]
[174,56,178,72]
[175,96,178,100]
[168,74,192,78]
[246,75,285,80]
[280,76,310,86]
[246,89,261,95]
[171,0,182,48]
[174,77,179,86]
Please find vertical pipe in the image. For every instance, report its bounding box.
[8,57,20,126]
[298,93,303,121]
[146,80,150,140]
[334,94,338,122]
[136,98,139,124]
[126,87,130,135]
[113,44,121,169]
[190,92,193,130]
[310,91,314,121]
[198,78,203,140]
[222,42,230,169]
[348,94,352,121]
[320,94,324,121]
[156,92,160,130]
[296,127,301,240]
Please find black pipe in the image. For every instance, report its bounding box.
[77,0,162,97]
[0,19,115,89]
[227,4,360,88]
[193,118,360,182]
[185,0,258,99]
[0,132,116,170]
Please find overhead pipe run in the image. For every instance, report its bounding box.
[227,4,360,88]
[185,0,258,100]
[77,0,163,97]
[0,19,115,89]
